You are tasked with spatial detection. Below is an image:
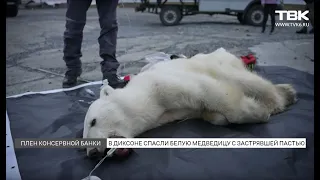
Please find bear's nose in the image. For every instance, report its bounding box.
[88,148,101,159]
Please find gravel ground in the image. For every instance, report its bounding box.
[6,8,314,96]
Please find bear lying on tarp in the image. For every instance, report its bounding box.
[82,48,297,159]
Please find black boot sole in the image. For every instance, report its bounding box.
[62,77,79,89]
[109,80,129,89]
[62,82,78,89]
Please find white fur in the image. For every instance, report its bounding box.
[83,48,297,156]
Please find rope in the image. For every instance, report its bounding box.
[82,148,117,180]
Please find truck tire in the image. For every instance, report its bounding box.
[237,13,246,24]
[7,4,19,17]
[245,5,264,26]
[160,6,182,26]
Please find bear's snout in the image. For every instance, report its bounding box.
[87,148,104,159]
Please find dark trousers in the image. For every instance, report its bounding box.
[63,0,120,78]
[262,4,277,32]
[299,2,314,31]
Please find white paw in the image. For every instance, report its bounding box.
[276,84,298,106]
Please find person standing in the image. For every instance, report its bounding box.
[296,0,314,34]
[62,0,125,88]
[261,0,279,34]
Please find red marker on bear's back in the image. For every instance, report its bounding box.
[124,75,131,81]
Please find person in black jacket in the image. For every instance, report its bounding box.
[296,0,314,34]
[62,0,126,88]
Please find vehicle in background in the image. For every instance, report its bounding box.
[7,0,21,17]
[135,0,284,26]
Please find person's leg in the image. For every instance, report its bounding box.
[96,0,125,88]
[261,5,269,33]
[296,4,308,34]
[306,2,314,33]
[62,0,92,88]
[269,4,276,34]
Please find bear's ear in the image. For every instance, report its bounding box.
[215,47,227,52]
[100,79,115,98]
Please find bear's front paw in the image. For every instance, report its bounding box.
[276,84,298,107]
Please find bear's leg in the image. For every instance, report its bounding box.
[155,75,270,124]
[228,95,271,124]
[202,96,271,125]
[224,71,297,115]
[202,78,271,124]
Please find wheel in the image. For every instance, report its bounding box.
[160,6,182,26]
[245,5,264,26]
[7,4,19,17]
[237,13,246,24]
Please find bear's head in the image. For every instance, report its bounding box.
[83,82,132,159]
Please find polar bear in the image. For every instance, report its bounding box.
[83,48,297,158]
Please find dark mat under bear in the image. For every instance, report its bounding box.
[6,66,314,180]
